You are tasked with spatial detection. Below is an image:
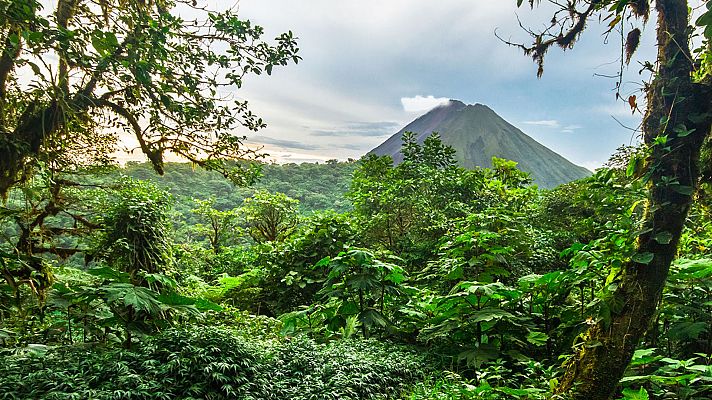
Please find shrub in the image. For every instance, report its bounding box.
[0,327,428,400]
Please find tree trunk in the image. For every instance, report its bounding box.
[555,1,712,398]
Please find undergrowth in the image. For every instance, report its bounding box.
[0,326,427,400]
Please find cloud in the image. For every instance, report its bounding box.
[336,142,373,151]
[523,121,582,134]
[266,151,336,164]
[561,124,582,134]
[310,121,400,137]
[248,136,322,151]
[522,120,561,128]
[209,1,657,167]
[401,95,451,113]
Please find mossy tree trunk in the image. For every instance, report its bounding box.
[555,1,712,398]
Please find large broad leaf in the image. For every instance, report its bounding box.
[88,267,130,283]
[398,307,428,320]
[142,273,177,289]
[621,387,649,400]
[194,298,223,312]
[671,258,712,280]
[346,273,380,291]
[469,307,514,323]
[445,265,464,281]
[383,265,406,284]
[360,308,389,329]
[349,249,373,267]
[632,252,654,265]
[104,283,163,315]
[518,274,542,289]
[338,300,359,316]
[157,292,192,306]
[526,331,549,346]
[667,321,709,341]
[313,256,331,268]
[24,344,50,357]
[453,281,506,297]
[629,348,661,367]
[279,310,307,335]
[457,343,499,368]
[157,293,202,316]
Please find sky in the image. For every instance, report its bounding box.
[23,1,707,170]
[218,0,664,170]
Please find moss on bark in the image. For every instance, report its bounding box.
[555,1,712,398]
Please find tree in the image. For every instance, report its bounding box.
[510,1,712,398]
[349,133,469,258]
[240,190,299,243]
[348,133,525,265]
[95,178,173,284]
[316,248,405,339]
[91,178,187,347]
[191,197,240,254]
[0,0,299,197]
[0,168,104,313]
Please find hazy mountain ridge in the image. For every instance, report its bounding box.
[371,100,592,188]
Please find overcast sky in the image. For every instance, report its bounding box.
[210,1,665,169]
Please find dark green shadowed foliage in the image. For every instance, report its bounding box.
[0,327,428,400]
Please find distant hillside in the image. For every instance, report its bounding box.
[371,100,591,188]
[121,161,357,215]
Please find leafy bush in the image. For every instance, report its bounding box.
[0,327,265,399]
[0,327,428,400]
[271,337,426,399]
[403,367,549,400]
[619,349,712,400]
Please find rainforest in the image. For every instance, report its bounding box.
[1,1,712,399]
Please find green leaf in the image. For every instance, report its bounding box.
[470,307,514,323]
[445,265,464,280]
[314,256,331,268]
[346,273,380,291]
[632,252,654,265]
[673,124,695,138]
[672,185,694,195]
[667,321,708,341]
[630,348,661,366]
[0,206,20,219]
[194,298,223,312]
[621,387,649,400]
[384,268,405,284]
[88,267,130,283]
[360,309,389,328]
[0,328,15,339]
[654,231,673,245]
[626,155,639,178]
[158,292,195,306]
[696,10,712,28]
[338,301,359,315]
[526,331,549,346]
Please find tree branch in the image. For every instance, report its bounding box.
[497,0,603,77]
[92,97,164,173]
[0,27,21,130]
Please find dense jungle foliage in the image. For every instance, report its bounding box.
[1,134,711,399]
[3,0,712,398]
